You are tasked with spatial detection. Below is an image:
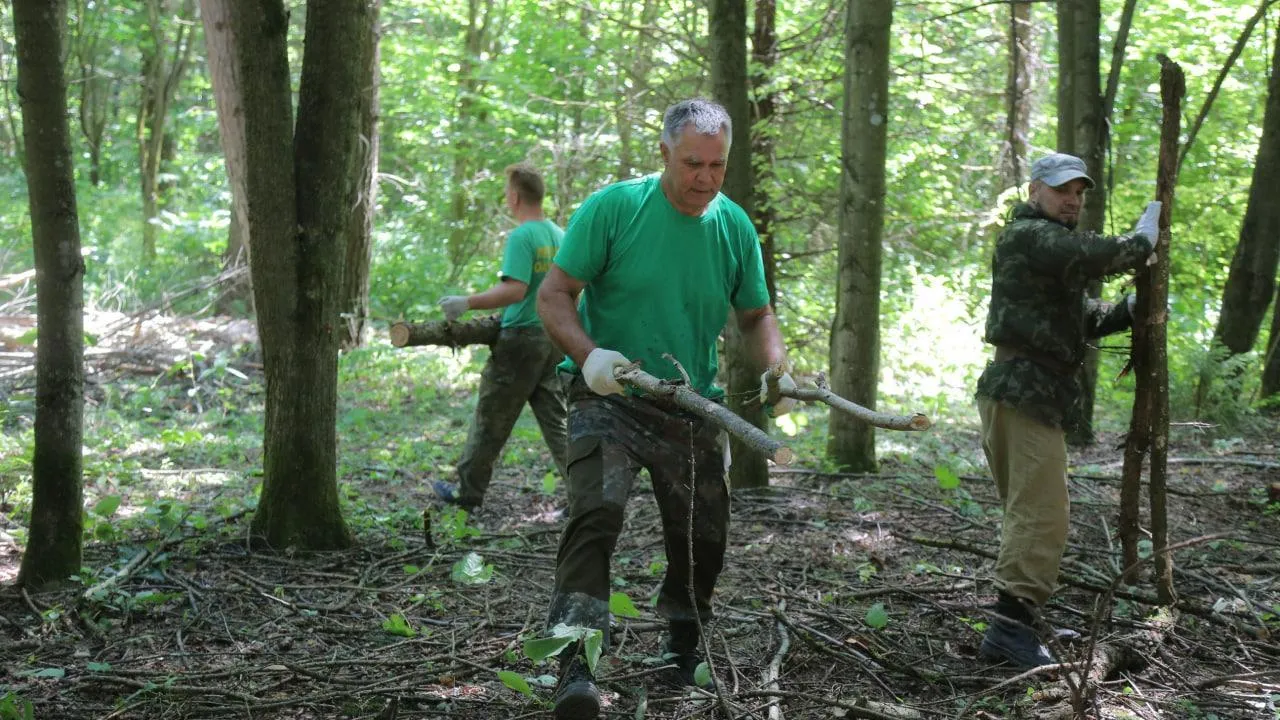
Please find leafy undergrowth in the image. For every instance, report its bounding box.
[1,318,1278,719]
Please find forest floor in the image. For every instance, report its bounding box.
[1,311,1278,720]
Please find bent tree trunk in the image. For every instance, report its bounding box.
[828,0,891,472]
[340,0,381,349]
[235,0,373,550]
[711,0,769,488]
[14,0,86,591]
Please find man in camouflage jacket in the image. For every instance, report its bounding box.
[975,152,1160,667]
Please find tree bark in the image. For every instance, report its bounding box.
[711,0,768,489]
[138,0,195,265]
[235,0,372,550]
[70,0,111,187]
[1150,56,1182,606]
[1001,1,1032,189]
[752,0,779,306]
[1058,0,1106,446]
[200,0,253,310]
[1262,285,1280,401]
[445,0,497,279]
[340,0,382,350]
[389,316,500,348]
[1207,15,1280,361]
[828,0,891,472]
[13,0,86,591]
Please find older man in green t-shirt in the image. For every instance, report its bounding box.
[536,98,796,719]
[433,163,569,510]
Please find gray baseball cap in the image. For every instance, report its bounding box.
[1029,153,1095,189]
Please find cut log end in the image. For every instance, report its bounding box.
[773,447,795,466]
[908,414,932,431]
[389,322,411,348]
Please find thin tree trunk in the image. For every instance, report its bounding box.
[828,0,891,472]
[138,0,195,265]
[340,0,381,350]
[1002,0,1032,189]
[71,0,109,187]
[1150,56,1182,606]
[1059,0,1106,446]
[200,0,253,310]
[711,0,767,489]
[13,0,86,591]
[752,0,778,306]
[446,0,495,278]
[0,2,25,163]
[1261,288,1280,401]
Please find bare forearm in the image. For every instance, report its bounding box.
[538,287,595,366]
[738,306,788,372]
[467,280,526,311]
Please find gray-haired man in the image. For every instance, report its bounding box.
[536,98,795,718]
[976,152,1159,667]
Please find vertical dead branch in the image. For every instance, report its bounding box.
[1151,55,1182,606]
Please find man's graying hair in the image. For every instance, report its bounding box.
[660,99,732,149]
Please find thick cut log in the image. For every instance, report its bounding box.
[615,365,793,465]
[389,316,500,348]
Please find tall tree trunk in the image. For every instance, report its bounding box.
[236,0,372,550]
[1207,22,1280,371]
[1057,0,1106,446]
[711,0,767,489]
[13,0,86,591]
[1001,1,1032,189]
[200,0,252,310]
[340,0,382,350]
[138,0,195,265]
[752,0,779,306]
[613,0,657,184]
[828,0,891,472]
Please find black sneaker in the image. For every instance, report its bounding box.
[980,618,1055,667]
[553,655,599,719]
[662,621,716,690]
[432,480,479,511]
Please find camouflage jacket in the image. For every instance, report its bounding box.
[976,202,1154,428]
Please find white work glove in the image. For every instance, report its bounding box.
[760,370,799,417]
[1133,201,1161,243]
[582,348,630,396]
[438,295,470,322]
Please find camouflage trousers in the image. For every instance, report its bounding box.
[455,327,569,505]
[545,376,730,642]
[978,396,1069,606]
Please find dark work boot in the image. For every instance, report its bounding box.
[432,480,480,511]
[553,653,599,720]
[980,592,1055,668]
[662,620,716,690]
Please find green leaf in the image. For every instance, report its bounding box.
[450,552,493,584]
[91,495,122,518]
[523,635,576,662]
[583,628,604,674]
[86,662,112,672]
[402,564,420,575]
[27,667,65,679]
[934,465,961,490]
[693,661,712,688]
[496,670,533,697]
[541,471,557,496]
[865,602,889,629]
[609,591,642,618]
[382,613,417,637]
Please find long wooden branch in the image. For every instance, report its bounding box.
[388,316,500,348]
[615,365,794,465]
[763,366,931,431]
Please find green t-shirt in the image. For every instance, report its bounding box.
[554,174,770,399]
[500,219,563,328]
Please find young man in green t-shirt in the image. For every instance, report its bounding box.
[433,163,568,509]
[536,99,797,719]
